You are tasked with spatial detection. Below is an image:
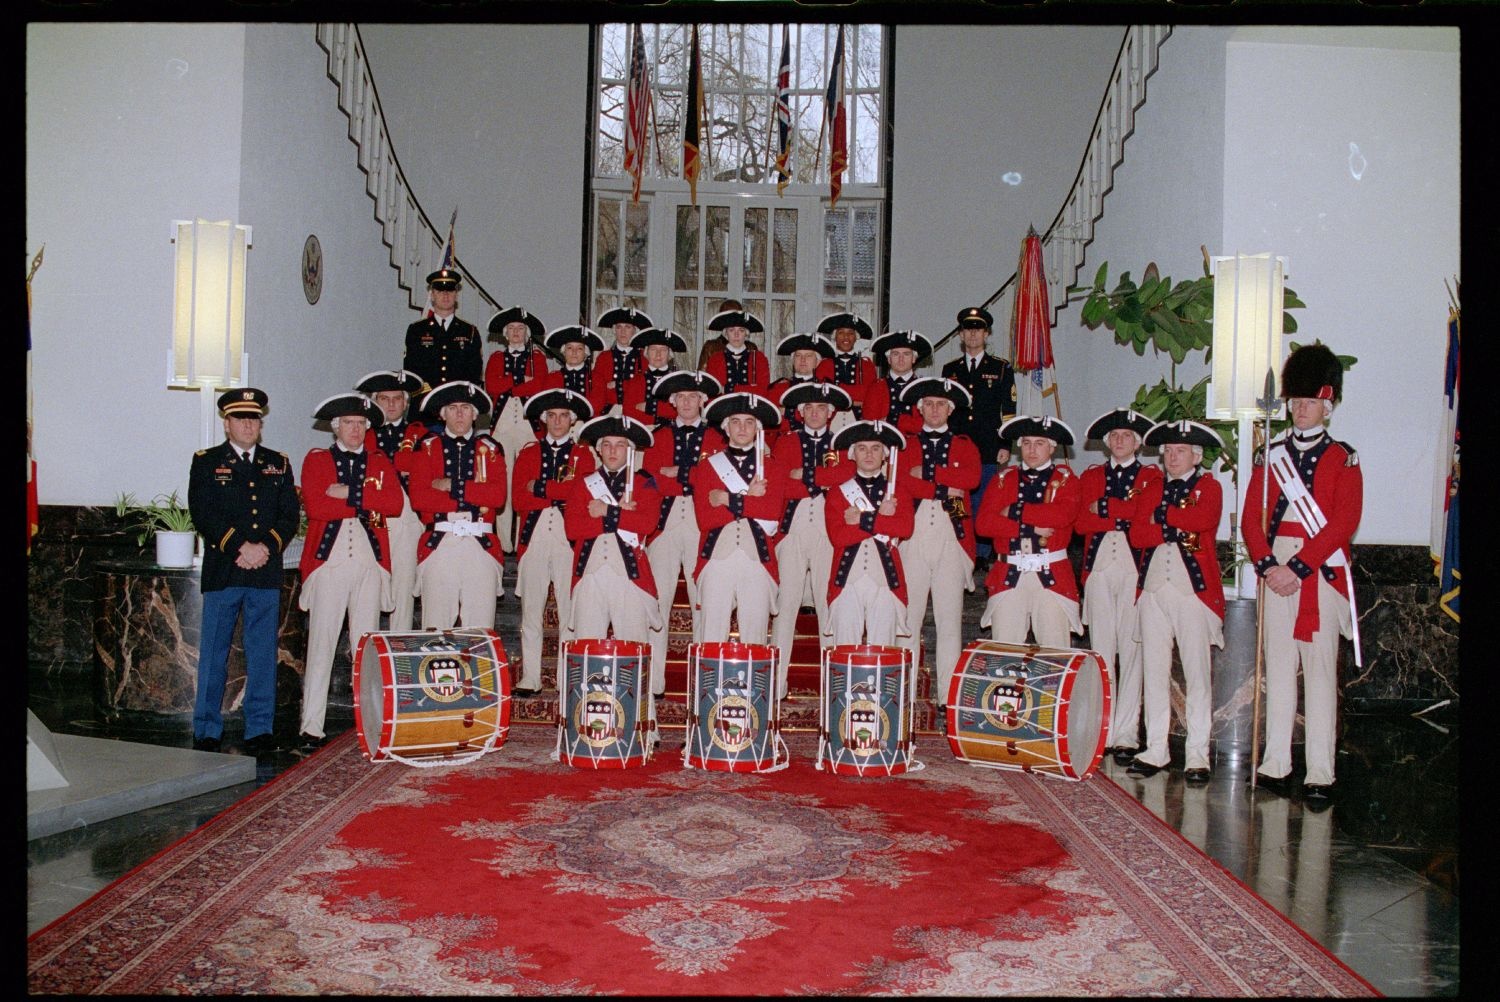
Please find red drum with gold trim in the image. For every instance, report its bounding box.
[683,642,788,773]
[817,644,921,776]
[354,629,510,766]
[556,638,654,768]
[945,640,1111,781]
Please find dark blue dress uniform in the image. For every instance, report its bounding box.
[403,314,484,393]
[187,439,300,745]
[942,351,1017,560]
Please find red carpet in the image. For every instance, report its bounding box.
[29,726,1375,996]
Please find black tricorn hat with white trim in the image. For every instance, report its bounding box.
[776,332,836,359]
[421,380,492,416]
[816,311,874,340]
[1280,343,1343,403]
[781,381,853,412]
[707,309,765,334]
[870,329,933,363]
[630,327,690,353]
[524,388,594,424]
[578,413,654,450]
[653,370,722,401]
[899,376,972,409]
[544,325,607,353]
[1000,414,1076,446]
[487,306,546,343]
[597,306,653,331]
[704,391,781,428]
[1143,419,1223,450]
[1085,407,1154,441]
[832,419,904,452]
[314,393,382,426]
[354,369,423,395]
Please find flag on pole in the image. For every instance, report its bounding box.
[1011,227,1060,417]
[426,208,458,319]
[1432,305,1460,622]
[624,24,652,203]
[683,25,704,206]
[27,245,43,555]
[773,25,793,196]
[825,25,847,209]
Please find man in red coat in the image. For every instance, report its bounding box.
[691,391,787,645]
[813,312,877,417]
[1126,420,1226,783]
[509,388,595,697]
[642,371,724,693]
[406,381,507,629]
[1242,344,1362,803]
[356,369,426,631]
[703,309,771,396]
[482,306,550,413]
[621,327,689,428]
[824,420,915,647]
[298,394,405,747]
[897,377,980,709]
[976,415,1082,647]
[596,306,653,412]
[1076,407,1162,763]
[513,325,610,417]
[861,330,931,434]
[767,332,835,438]
[769,381,853,697]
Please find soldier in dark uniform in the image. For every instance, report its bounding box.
[402,268,484,396]
[941,306,1017,568]
[187,388,301,755]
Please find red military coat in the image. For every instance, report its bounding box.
[297,447,405,580]
[621,368,679,425]
[900,429,981,562]
[770,427,854,512]
[563,468,663,598]
[703,347,771,396]
[814,354,878,412]
[405,432,508,565]
[860,377,924,435]
[976,463,1083,600]
[1074,461,1164,587]
[511,364,611,417]
[483,345,551,406]
[1129,469,1225,619]
[689,444,788,582]
[509,438,597,559]
[1241,435,1362,641]
[823,473,916,606]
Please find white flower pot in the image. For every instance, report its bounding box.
[155,530,197,569]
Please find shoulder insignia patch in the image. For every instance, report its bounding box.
[1345,449,1359,467]
[195,449,207,457]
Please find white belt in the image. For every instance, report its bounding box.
[1006,549,1067,573]
[434,520,493,537]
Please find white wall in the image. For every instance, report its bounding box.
[27,23,248,505]
[1220,27,1460,545]
[358,24,591,330]
[889,25,1125,353]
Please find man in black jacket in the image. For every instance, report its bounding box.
[941,306,1016,567]
[187,388,301,755]
[403,268,484,394]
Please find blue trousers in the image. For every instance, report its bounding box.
[973,463,1000,559]
[196,586,280,740]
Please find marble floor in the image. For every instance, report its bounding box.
[26,654,1459,996]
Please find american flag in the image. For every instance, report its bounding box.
[683,25,703,205]
[427,208,457,319]
[773,25,792,196]
[825,26,847,209]
[624,24,652,203]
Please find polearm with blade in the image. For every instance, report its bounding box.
[1249,366,1276,787]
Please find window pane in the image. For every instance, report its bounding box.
[743,299,768,337]
[823,209,848,298]
[595,294,615,323]
[596,198,620,289]
[704,205,730,292]
[772,208,797,293]
[674,296,699,346]
[774,299,796,340]
[743,207,767,293]
[624,200,650,292]
[854,92,881,185]
[675,205,700,289]
[852,206,877,298]
[598,82,625,175]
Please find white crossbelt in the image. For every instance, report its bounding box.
[839,479,892,545]
[433,519,493,537]
[1005,549,1068,574]
[709,451,778,537]
[1268,441,1362,665]
[583,471,641,549]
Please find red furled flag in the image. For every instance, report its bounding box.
[27,245,43,555]
[773,25,793,196]
[825,25,847,209]
[624,24,652,203]
[683,25,704,206]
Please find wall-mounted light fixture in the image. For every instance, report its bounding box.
[170,219,251,446]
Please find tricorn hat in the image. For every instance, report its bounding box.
[487,306,546,343]
[781,381,853,412]
[832,419,904,452]
[899,376,972,409]
[313,393,382,426]
[354,370,424,396]
[1143,419,1223,451]
[1000,414,1075,446]
[577,413,654,450]
[1280,343,1343,403]
[816,311,874,341]
[421,380,492,417]
[705,391,781,428]
[630,327,690,353]
[776,332,836,359]
[524,388,593,424]
[654,370,722,401]
[544,325,607,354]
[870,329,933,364]
[597,306,653,331]
[1085,407,1154,442]
[707,309,765,334]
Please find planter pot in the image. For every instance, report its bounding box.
[154,530,197,569]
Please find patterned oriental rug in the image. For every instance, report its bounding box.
[29,727,1375,996]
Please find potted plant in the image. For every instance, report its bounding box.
[114,491,197,568]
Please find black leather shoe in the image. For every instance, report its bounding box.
[297,732,325,751]
[1253,772,1293,796]
[1110,747,1138,767]
[1126,758,1163,778]
[192,736,221,753]
[243,733,279,756]
[1303,783,1335,804]
[1184,767,1211,785]
[512,687,540,698]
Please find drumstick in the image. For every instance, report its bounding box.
[755,427,764,483]
[625,445,635,502]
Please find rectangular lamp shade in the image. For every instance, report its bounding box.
[171,219,250,388]
[1208,252,1284,419]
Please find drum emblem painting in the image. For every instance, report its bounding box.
[839,684,890,756]
[818,645,920,777]
[685,643,789,773]
[709,685,760,755]
[578,682,627,749]
[417,655,467,702]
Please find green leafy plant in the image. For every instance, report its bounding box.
[114,491,195,545]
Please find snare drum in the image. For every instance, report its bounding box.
[946,640,1110,781]
[817,645,920,776]
[683,642,788,773]
[556,639,654,768]
[354,629,511,766]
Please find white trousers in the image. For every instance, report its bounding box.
[1082,533,1144,749]
[698,544,777,646]
[772,496,833,699]
[514,509,575,689]
[900,502,973,707]
[983,572,1080,650]
[415,534,501,630]
[646,495,702,694]
[299,523,388,738]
